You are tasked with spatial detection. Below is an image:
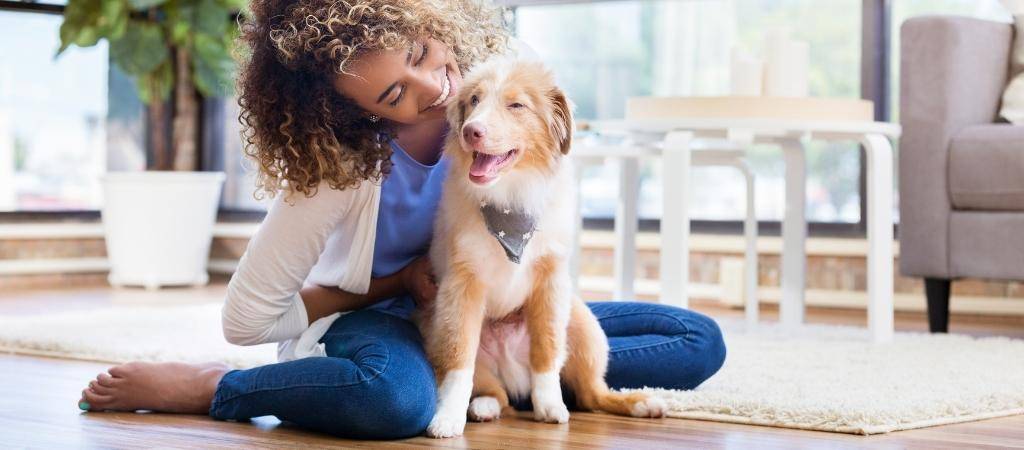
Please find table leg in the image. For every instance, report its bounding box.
[861,133,895,343]
[780,138,807,329]
[571,159,586,294]
[660,131,693,308]
[614,157,640,300]
[741,161,759,326]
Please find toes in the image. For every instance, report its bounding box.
[89,380,116,396]
[81,388,113,411]
[108,363,134,378]
[97,372,121,387]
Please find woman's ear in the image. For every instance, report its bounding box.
[548,87,574,155]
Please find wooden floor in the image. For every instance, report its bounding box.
[3,285,1024,449]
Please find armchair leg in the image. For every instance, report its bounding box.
[924,278,951,333]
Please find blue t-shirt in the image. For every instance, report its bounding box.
[365,139,449,319]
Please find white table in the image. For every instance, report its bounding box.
[581,118,901,343]
[572,140,760,325]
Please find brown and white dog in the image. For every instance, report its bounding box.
[421,58,665,439]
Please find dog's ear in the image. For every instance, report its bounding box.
[547,87,574,155]
[446,97,466,129]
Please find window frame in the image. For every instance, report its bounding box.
[0,0,894,238]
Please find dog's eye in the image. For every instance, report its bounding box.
[508,103,525,109]
[470,95,479,106]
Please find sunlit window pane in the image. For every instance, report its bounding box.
[1,12,109,211]
[219,99,268,210]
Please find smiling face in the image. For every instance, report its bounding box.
[332,37,463,125]
[447,59,574,187]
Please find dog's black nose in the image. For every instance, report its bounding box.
[463,122,487,146]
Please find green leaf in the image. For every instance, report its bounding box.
[57,0,105,54]
[137,61,174,103]
[213,0,245,12]
[110,21,170,75]
[192,32,235,97]
[194,0,229,37]
[127,0,168,10]
[57,0,130,54]
[99,0,129,40]
[171,19,191,46]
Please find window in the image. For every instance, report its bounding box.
[0,9,144,212]
[217,98,268,211]
[514,0,863,223]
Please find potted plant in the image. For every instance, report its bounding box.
[57,0,242,289]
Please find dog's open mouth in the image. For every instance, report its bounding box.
[469,149,517,184]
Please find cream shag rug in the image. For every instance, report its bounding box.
[2,303,1023,435]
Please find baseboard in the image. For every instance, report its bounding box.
[2,257,1021,316]
[724,287,1024,317]
[0,222,259,240]
[578,276,1024,317]
[0,258,109,275]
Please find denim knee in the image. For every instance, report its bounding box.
[314,372,436,439]
[347,377,436,439]
[687,312,727,385]
[321,349,437,439]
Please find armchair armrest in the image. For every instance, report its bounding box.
[898,16,1012,278]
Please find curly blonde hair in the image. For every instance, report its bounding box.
[237,0,509,199]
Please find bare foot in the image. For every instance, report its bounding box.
[78,361,229,414]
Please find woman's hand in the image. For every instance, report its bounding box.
[401,255,438,308]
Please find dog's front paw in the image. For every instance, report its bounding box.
[533,400,570,424]
[426,411,466,438]
[630,396,667,418]
[468,396,502,422]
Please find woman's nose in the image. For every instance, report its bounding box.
[412,66,444,107]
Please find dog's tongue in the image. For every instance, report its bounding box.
[470,152,503,177]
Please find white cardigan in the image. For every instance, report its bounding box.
[221,178,382,361]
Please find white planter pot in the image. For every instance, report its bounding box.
[101,171,226,290]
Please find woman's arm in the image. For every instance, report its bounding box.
[221,182,367,346]
[301,272,404,323]
[301,255,437,322]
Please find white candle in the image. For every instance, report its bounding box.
[764,38,810,98]
[730,47,763,96]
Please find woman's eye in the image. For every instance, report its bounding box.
[470,95,479,106]
[389,89,404,107]
[508,103,525,109]
[416,43,428,66]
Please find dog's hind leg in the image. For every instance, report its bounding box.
[469,362,509,422]
[562,297,666,418]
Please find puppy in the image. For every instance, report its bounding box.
[421,58,665,439]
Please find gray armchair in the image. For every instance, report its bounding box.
[900,16,1024,332]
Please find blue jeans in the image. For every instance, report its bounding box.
[209,302,726,439]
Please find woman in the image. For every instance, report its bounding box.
[77,0,725,439]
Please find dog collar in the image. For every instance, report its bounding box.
[480,202,537,264]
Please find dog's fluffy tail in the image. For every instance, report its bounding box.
[564,297,667,418]
[580,389,667,418]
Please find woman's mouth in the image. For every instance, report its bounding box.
[469,149,517,185]
[424,65,455,112]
